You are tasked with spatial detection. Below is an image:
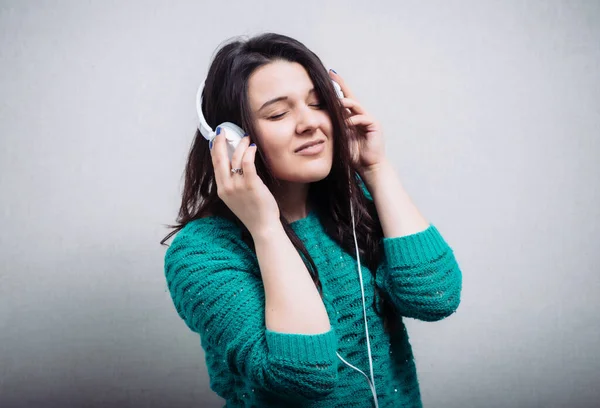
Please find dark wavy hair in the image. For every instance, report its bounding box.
[161,33,398,333]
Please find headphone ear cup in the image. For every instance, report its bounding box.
[218,122,246,162]
[332,80,344,99]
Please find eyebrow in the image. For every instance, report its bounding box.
[257,88,316,113]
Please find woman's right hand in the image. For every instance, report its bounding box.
[210,128,280,236]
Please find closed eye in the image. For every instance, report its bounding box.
[267,103,323,120]
[268,112,287,120]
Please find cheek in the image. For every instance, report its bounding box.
[320,112,334,135]
[254,122,291,159]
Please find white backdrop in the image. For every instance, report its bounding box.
[1,1,599,407]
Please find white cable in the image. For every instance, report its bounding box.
[336,352,378,407]
[333,171,379,407]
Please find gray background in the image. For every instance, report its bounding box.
[1,1,599,407]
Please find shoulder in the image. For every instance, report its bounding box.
[164,215,251,269]
[171,215,240,247]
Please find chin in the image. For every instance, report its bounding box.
[275,160,333,183]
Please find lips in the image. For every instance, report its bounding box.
[295,140,325,153]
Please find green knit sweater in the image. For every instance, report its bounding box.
[164,212,461,407]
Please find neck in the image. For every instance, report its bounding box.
[272,181,311,222]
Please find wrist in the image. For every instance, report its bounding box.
[249,218,285,243]
[359,159,395,189]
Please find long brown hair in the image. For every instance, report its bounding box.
[161,33,398,332]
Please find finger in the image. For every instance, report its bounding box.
[350,141,360,163]
[210,127,230,187]
[230,134,251,174]
[347,114,374,128]
[241,143,258,181]
[341,97,366,115]
[328,69,357,100]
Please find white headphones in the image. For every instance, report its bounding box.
[195,76,379,407]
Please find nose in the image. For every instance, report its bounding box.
[295,104,320,135]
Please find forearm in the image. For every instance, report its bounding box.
[252,222,331,334]
[361,159,430,238]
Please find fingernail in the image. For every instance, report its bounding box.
[330,69,337,74]
[243,133,248,137]
[250,143,256,147]
[216,127,221,135]
[209,139,214,150]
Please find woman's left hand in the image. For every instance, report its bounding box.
[329,69,387,174]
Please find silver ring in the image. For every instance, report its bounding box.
[231,168,243,175]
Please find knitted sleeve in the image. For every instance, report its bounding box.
[164,218,338,400]
[376,225,462,321]
[355,173,462,321]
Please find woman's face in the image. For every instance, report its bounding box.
[247,60,334,183]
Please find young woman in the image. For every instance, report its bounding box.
[162,33,462,407]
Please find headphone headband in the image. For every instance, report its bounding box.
[196,85,215,141]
